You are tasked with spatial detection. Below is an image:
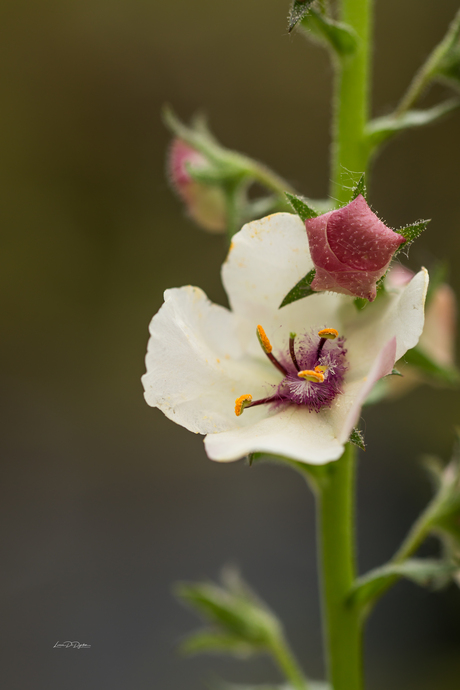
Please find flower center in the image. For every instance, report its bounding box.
[235,325,348,415]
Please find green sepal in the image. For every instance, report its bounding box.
[403,346,460,386]
[394,219,431,255]
[435,10,460,90]
[180,630,259,657]
[288,0,315,33]
[353,297,368,311]
[285,192,319,221]
[353,275,386,310]
[349,428,365,451]
[279,269,316,309]
[350,173,366,201]
[366,99,460,149]
[186,162,245,186]
[216,684,291,690]
[301,8,358,56]
[348,558,456,607]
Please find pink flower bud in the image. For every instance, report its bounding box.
[168,139,226,233]
[305,195,405,301]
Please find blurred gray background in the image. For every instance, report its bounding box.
[0,1,460,688]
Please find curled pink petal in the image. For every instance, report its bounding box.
[306,195,405,301]
[386,264,415,289]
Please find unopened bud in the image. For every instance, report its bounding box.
[168,139,226,233]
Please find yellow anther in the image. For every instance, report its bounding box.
[235,394,253,417]
[298,369,325,383]
[315,365,327,373]
[256,325,272,354]
[318,328,338,340]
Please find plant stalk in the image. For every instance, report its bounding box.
[395,8,460,117]
[330,0,373,204]
[317,443,364,690]
[271,635,310,690]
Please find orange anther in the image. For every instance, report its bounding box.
[318,328,338,340]
[235,394,253,417]
[256,325,272,354]
[298,369,325,383]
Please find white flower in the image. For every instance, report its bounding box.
[142,214,428,465]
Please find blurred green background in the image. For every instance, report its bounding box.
[1,1,460,688]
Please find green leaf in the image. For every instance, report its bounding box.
[285,192,319,221]
[180,630,259,657]
[350,173,366,201]
[288,0,315,33]
[403,346,460,385]
[174,570,280,648]
[301,9,358,56]
[349,559,456,607]
[366,99,460,149]
[349,428,365,451]
[279,269,316,309]
[217,682,330,690]
[394,219,430,254]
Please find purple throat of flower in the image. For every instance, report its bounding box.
[235,325,348,416]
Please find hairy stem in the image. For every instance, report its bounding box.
[396,8,460,117]
[330,0,373,204]
[271,634,310,690]
[317,443,364,690]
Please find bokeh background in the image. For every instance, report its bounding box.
[1,1,460,688]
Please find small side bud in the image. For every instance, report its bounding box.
[167,139,226,233]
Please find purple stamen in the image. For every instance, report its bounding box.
[316,337,327,362]
[266,351,288,377]
[238,328,348,417]
[289,333,300,371]
[245,395,278,410]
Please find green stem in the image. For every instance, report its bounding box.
[271,634,310,690]
[364,483,445,607]
[317,443,364,690]
[245,158,297,197]
[395,8,460,117]
[330,0,373,204]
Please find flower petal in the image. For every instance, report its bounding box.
[204,404,345,465]
[341,268,429,381]
[420,284,457,367]
[335,337,397,443]
[222,213,314,320]
[222,212,343,354]
[141,286,274,434]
